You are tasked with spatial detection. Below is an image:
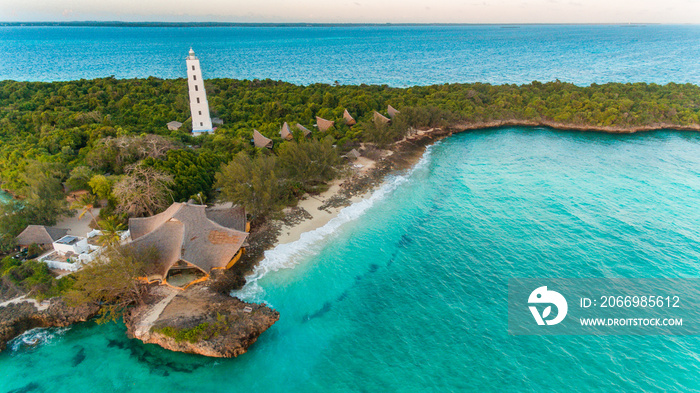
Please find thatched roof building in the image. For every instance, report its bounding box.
[253,129,273,149]
[204,203,248,232]
[316,116,335,132]
[345,148,361,160]
[129,203,248,286]
[387,105,400,119]
[280,122,294,140]
[167,121,183,131]
[343,109,356,126]
[296,123,312,138]
[373,111,391,124]
[15,225,69,247]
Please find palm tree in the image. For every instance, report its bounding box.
[70,193,101,230]
[97,216,126,247]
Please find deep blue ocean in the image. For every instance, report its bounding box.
[2,25,700,392]
[1,25,700,85]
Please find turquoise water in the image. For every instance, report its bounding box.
[1,25,700,85]
[3,128,700,392]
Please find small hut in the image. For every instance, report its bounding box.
[373,111,391,124]
[345,148,361,160]
[280,122,294,140]
[15,225,68,248]
[167,121,183,131]
[253,129,273,149]
[387,105,400,119]
[316,116,335,132]
[343,109,356,126]
[296,123,313,138]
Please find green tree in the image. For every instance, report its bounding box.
[20,161,71,225]
[277,138,341,190]
[0,201,27,254]
[361,117,398,148]
[64,245,158,323]
[27,243,43,259]
[142,149,226,202]
[215,152,282,221]
[88,174,115,201]
[66,166,94,191]
[1,259,58,299]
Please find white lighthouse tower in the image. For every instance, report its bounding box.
[186,48,213,135]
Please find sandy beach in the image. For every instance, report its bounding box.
[275,155,378,245]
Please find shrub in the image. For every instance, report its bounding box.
[27,243,43,259]
[152,313,230,343]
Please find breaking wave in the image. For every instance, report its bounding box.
[9,327,71,352]
[232,144,436,302]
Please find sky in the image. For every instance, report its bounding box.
[2,0,700,24]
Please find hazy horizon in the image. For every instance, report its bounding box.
[2,0,700,24]
[3,21,696,25]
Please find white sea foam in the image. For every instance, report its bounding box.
[232,144,436,302]
[9,327,71,352]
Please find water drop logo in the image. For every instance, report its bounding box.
[528,286,568,326]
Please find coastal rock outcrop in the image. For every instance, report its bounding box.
[0,299,99,352]
[125,285,279,358]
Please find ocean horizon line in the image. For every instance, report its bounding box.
[0,21,677,28]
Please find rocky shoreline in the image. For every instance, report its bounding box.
[0,284,279,357]
[125,285,279,358]
[453,119,700,134]
[0,299,98,352]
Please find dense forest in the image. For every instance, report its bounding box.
[1,78,699,252]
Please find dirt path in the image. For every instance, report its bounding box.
[55,207,101,237]
[132,288,179,339]
[0,295,51,311]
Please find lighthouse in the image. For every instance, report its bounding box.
[186,48,213,135]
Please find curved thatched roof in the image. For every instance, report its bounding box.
[373,111,391,124]
[129,203,248,281]
[387,105,400,119]
[295,123,312,137]
[280,122,294,140]
[316,116,335,132]
[16,225,68,246]
[253,129,273,149]
[205,204,247,232]
[343,109,356,126]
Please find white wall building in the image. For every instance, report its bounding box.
[52,235,90,255]
[38,235,93,272]
[186,48,213,135]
